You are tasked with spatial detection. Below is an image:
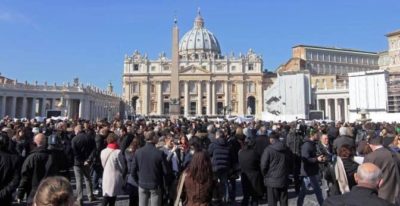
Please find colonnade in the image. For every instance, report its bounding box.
[317,97,349,122]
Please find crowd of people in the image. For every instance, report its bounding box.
[0,115,400,206]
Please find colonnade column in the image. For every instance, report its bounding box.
[142,81,149,115]
[78,99,83,119]
[316,99,320,111]
[206,81,211,115]
[211,81,216,115]
[324,98,329,119]
[184,81,189,116]
[21,97,27,118]
[31,98,36,118]
[0,97,5,117]
[157,81,163,115]
[10,96,16,118]
[344,98,349,122]
[237,81,244,115]
[224,81,229,111]
[41,98,47,117]
[334,98,339,122]
[197,81,202,116]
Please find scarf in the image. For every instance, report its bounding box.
[335,156,350,194]
[107,143,119,149]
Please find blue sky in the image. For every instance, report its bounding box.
[1,0,399,94]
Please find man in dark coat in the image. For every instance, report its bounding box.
[254,126,269,157]
[363,134,400,204]
[285,125,303,194]
[71,125,96,205]
[323,163,394,206]
[261,132,290,206]
[132,131,170,206]
[0,132,22,206]
[16,133,51,204]
[297,129,325,206]
[208,129,232,203]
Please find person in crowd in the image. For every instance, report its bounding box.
[125,137,140,206]
[325,144,359,196]
[71,125,96,205]
[17,133,52,204]
[239,138,264,206]
[33,176,75,206]
[323,163,394,206]
[285,123,303,194]
[92,126,108,196]
[261,131,290,206]
[333,127,355,154]
[363,133,400,204]
[132,131,170,206]
[327,122,339,146]
[47,133,70,179]
[0,132,22,206]
[208,129,232,204]
[297,128,325,206]
[388,132,400,153]
[180,150,214,206]
[254,126,269,157]
[101,133,124,206]
[226,127,241,203]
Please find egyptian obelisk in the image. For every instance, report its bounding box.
[169,18,180,120]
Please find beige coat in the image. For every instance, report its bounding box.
[101,148,124,197]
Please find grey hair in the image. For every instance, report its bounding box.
[207,124,215,132]
[357,163,382,185]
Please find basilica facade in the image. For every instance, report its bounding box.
[122,11,266,117]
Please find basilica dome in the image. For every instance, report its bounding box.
[179,11,221,57]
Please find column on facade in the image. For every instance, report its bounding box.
[1,96,6,118]
[206,81,212,115]
[65,98,70,118]
[334,98,339,122]
[10,96,16,118]
[316,99,320,111]
[21,97,27,118]
[224,81,229,111]
[41,98,47,117]
[78,99,83,119]
[142,81,149,115]
[344,98,349,123]
[184,81,189,116]
[31,98,36,118]
[256,81,263,116]
[324,98,329,119]
[211,81,216,115]
[157,81,163,115]
[237,81,244,115]
[197,81,202,116]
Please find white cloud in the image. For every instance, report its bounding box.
[0,9,39,29]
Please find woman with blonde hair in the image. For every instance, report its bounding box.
[33,176,75,206]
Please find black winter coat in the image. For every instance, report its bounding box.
[0,150,22,205]
[71,132,96,166]
[332,135,355,154]
[260,141,290,188]
[300,140,319,177]
[208,138,231,173]
[254,135,269,157]
[239,148,264,196]
[17,146,51,203]
[323,186,394,206]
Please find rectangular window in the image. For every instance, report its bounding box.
[133,64,139,71]
[189,82,196,93]
[163,66,169,71]
[162,81,170,93]
[217,65,223,71]
[248,64,254,71]
[231,66,236,71]
[132,83,139,93]
[151,66,156,71]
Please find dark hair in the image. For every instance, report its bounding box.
[338,144,353,159]
[107,133,118,144]
[186,151,213,184]
[269,131,279,140]
[34,176,74,206]
[0,132,9,151]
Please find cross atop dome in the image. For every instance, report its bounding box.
[194,7,204,29]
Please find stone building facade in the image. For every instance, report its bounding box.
[0,76,120,121]
[122,11,266,118]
